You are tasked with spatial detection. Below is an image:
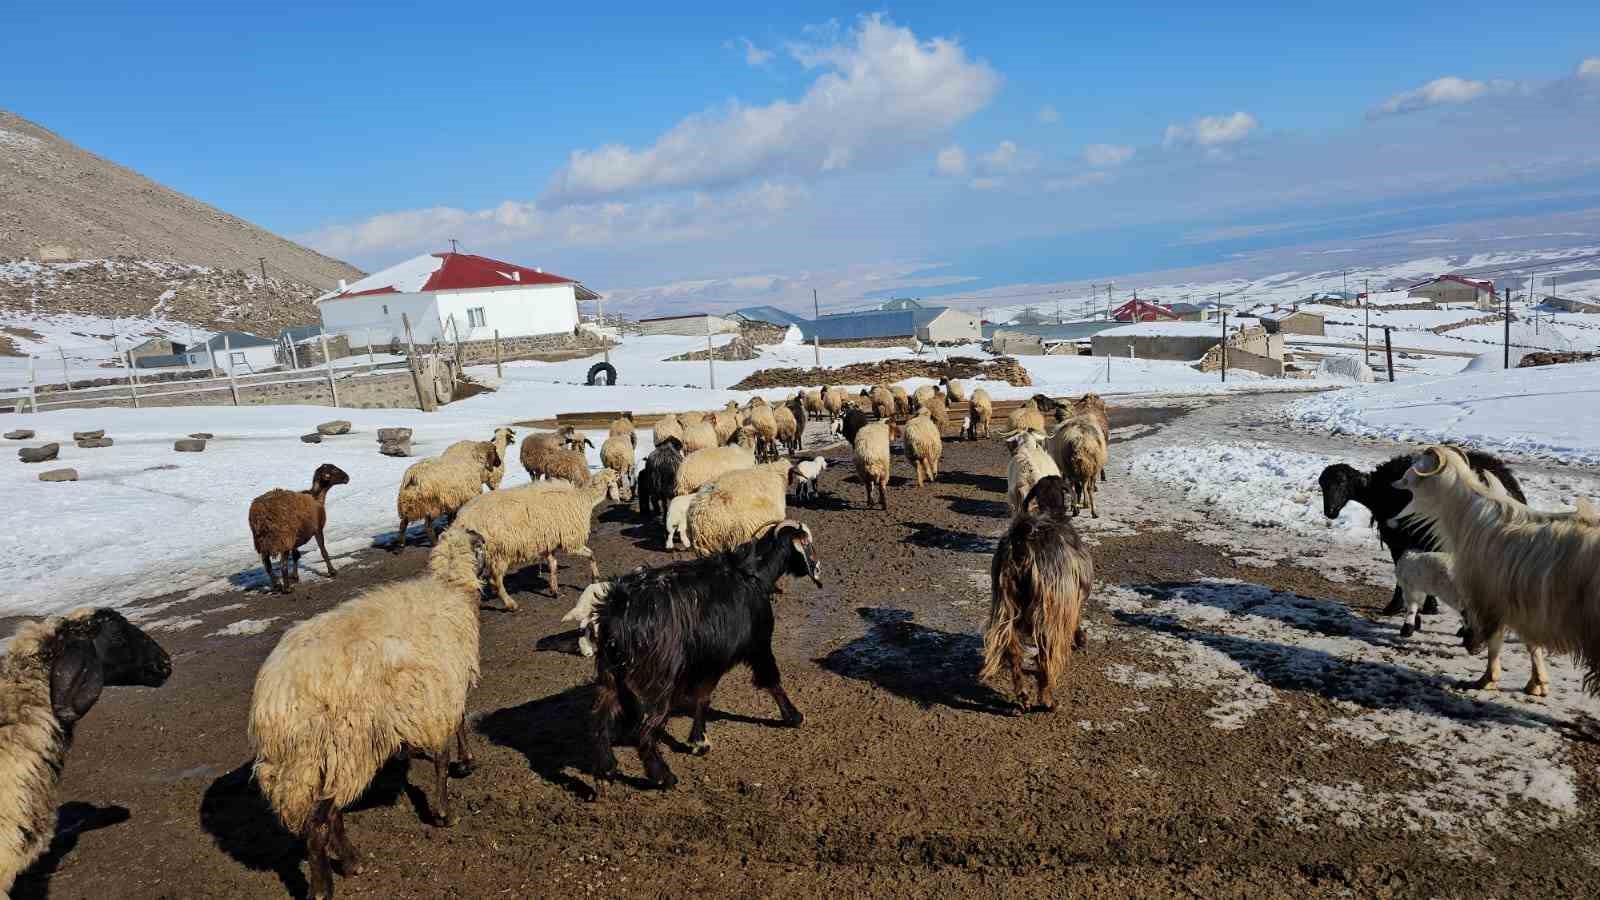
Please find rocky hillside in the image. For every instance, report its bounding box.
[0,109,362,335]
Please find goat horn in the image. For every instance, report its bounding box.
[1414,448,1447,477]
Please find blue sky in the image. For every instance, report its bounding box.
[6,3,1600,312]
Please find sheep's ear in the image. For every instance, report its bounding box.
[51,639,105,724]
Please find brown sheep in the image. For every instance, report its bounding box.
[1068,393,1111,483]
[744,401,779,460]
[903,409,943,487]
[939,377,966,404]
[963,387,993,440]
[520,431,565,480]
[543,447,592,486]
[866,385,896,420]
[712,406,741,446]
[248,464,350,594]
[653,413,685,447]
[773,402,801,456]
[1047,418,1108,518]
[922,393,950,436]
[609,413,637,449]
[890,385,911,417]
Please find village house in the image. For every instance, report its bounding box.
[315,251,598,346]
[1260,309,1326,336]
[1407,274,1497,310]
[1543,295,1600,313]
[1111,298,1181,322]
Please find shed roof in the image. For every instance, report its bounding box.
[732,306,807,327]
[799,306,954,341]
[1408,274,1494,293]
[206,331,277,349]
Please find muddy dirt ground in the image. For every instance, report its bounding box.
[13,402,1600,899]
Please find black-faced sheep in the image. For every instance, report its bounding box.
[249,528,489,900]
[983,476,1093,713]
[1319,450,1525,618]
[638,436,685,523]
[452,469,625,608]
[591,521,822,792]
[852,420,893,510]
[835,406,871,448]
[0,609,171,894]
[1398,446,1600,694]
[249,463,351,592]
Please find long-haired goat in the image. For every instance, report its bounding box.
[590,521,822,792]
[1397,446,1600,694]
[638,436,685,523]
[1320,450,1525,618]
[982,476,1094,713]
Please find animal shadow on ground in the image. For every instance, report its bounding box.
[200,758,434,899]
[12,802,130,899]
[940,493,1010,519]
[818,607,1013,715]
[226,565,278,593]
[903,521,998,554]
[936,470,1008,492]
[1139,581,1409,649]
[534,627,585,655]
[477,684,611,799]
[1114,592,1569,734]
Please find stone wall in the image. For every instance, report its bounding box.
[1090,333,1217,361]
[1196,343,1285,377]
[30,367,431,412]
[289,334,352,367]
[446,331,614,365]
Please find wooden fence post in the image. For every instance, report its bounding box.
[366,328,376,368]
[125,351,141,408]
[222,334,240,405]
[494,329,503,379]
[58,347,69,389]
[1384,326,1395,382]
[320,332,340,407]
[27,355,37,413]
[402,313,430,411]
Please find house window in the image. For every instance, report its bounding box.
[468,307,488,328]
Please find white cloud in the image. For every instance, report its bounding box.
[1163,112,1260,149]
[1083,143,1135,167]
[732,37,774,66]
[981,140,1019,171]
[1037,104,1061,125]
[301,182,810,260]
[935,144,968,176]
[1370,76,1492,117]
[543,14,1000,205]
[1580,58,1600,78]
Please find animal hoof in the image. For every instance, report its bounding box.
[651,771,678,791]
[449,760,476,778]
[1526,682,1550,698]
[1456,626,1470,639]
[435,812,455,828]
[1380,596,1406,616]
[782,710,804,728]
[689,739,712,756]
[1421,597,1441,615]
[503,599,519,612]
[1400,623,1415,638]
[1466,677,1497,692]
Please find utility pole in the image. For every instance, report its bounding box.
[449,238,459,254]
[257,257,268,283]
[1504,287,1511,369]
[1342,269,1348,304]
[1055,298,1062,324]
[812,289,822,368]
[1363,278,1371,364]
[705,313,716,390]
[1107,282,1114,321]
[1220,308,1228,383]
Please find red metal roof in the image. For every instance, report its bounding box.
[1111,298,1180,322]
[1408,273,1494,292]
[420,252,578,292]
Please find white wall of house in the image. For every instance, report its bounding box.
[434,283,578,342]
[316,282,579,346]
[919,309,982,342]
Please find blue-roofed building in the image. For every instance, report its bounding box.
[730,305,808,327]
[878,297,924,311]
[797,305,981,343]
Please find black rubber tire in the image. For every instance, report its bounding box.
[586,362,617,386]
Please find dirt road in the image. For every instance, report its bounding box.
[14,398,1600,899]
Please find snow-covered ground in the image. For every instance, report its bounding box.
[1287,361,1600,466]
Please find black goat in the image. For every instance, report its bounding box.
[1319,449,1525,627]
[637,437,684,524]
[591,521,822,792]
[838,407,871,447]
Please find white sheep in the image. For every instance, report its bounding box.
[963,388,993,440]
[600,434,637,494]
[788,457,828,504]
[903,408,943,487]
[675,444,756,495]
[451,469,624,609]
[1046,417,1108,518]
[1007,429,1061,518]
[853,420,893,510]
[0,609,171,894]
[664,492,696,551]
[652,413,685,448]
[396,450,498,548]
[684,462,791,556]
[249,528,488,900]
[441,426,517,490]
[608,414,636,449]
[744,401,779,459]
[1394,550,1553,698]
[562,580,612,657]
[682,417,720,453]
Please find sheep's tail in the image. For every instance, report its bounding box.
[249,729,326,836]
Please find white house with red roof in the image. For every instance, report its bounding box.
[315,251,599,345]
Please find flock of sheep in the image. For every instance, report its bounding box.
[5,375,1600,897]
